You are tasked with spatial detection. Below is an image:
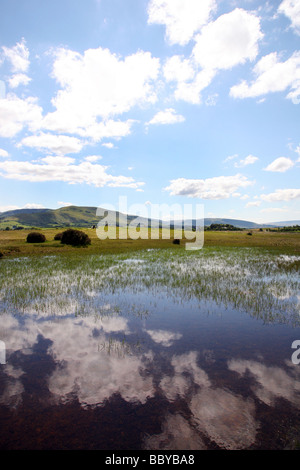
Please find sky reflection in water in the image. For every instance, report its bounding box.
[0,251,300,450]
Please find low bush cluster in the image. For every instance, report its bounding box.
[60,229,91,246]
[26,232,46,243]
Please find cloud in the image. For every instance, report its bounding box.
[246,201,261,208]
[234,155,259,167]
[205,93,218,106]
[8,73,31,89]
[41,156,76,165]
[143,413,206,450]
[171,68,216,104]
[0,205,20,213]
[264,156,295,172]
[164,174,253,199]
[0,203,45,212]
[1,38,30,73]
[192,8,263,71]
[145,329,182,347]
[163,55,195,83]
[22,203,45,209]
[230,51,300,104]
[190,387,257,450]
[19,132,84,154]
[162,9,263,104]
[147,0,216,46]
[224,154,238,163]
[40,316,155,407]
[260,188,300,202]
[84,155,102,162]
[228,358,300,408]
[101,142,115,149]
[0,94,42,137]
[41,46,160,138]
[259,207,289,213]
[0,148,9,158]
[278,0,300,35]
[57,201,74,207]
[0,158,145,189]
[46,118,135,143]
[146,108,185,125]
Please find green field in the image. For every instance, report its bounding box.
[0,226,300,258]
[1,225,300,450]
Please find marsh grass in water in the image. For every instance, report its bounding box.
[0,246,299,325]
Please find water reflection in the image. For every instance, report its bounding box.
[0,248,300,449]
[190,388,257,450]
[143,413,206,450]
[228,358,300,408]
[0,284,300,450]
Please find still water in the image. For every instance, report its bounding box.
[0,248,299,449]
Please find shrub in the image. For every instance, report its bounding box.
[0,252,3,258]
[60,228,91,246]
[247,232,253,236]
[172,239,180,245]
[54,232,63,240]
[26,232,46,243]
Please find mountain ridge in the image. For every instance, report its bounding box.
[0,205,299,229]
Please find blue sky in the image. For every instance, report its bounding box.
[0,0,299,223]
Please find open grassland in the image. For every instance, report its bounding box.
[0,226,300,258]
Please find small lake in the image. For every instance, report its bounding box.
[0,247,300,450]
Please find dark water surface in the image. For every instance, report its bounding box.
[0,250,300,450]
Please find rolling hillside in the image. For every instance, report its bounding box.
[0,205,299,229]
[0,206,146,229]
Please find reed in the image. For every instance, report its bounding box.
[0,246,299,325]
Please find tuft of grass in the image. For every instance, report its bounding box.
[0,245,299,325]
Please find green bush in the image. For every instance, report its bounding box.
[54,232,63,240]
[26,232,46,243]
[61,229,91,246]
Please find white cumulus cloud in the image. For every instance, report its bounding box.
[278,0,300,35]
[146,108,185,125]
[164,174,253,199]
[8,73,31,89]
[234,155,259,167]
[192,8,263,71]
[19,132,84,154]
[162,8,263,104]
[0,94,42,138]
[0,158,145,189]
[0,148,9,158]
[264,156,295,172]
[230,51,300,104]
[41,46,160,139]
[260,188,300,202]
[1,38,30,73]
[147,0,216,46]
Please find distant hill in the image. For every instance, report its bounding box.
[264,220,300,227]
[0,205,299,230]
[0,205,147,229]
